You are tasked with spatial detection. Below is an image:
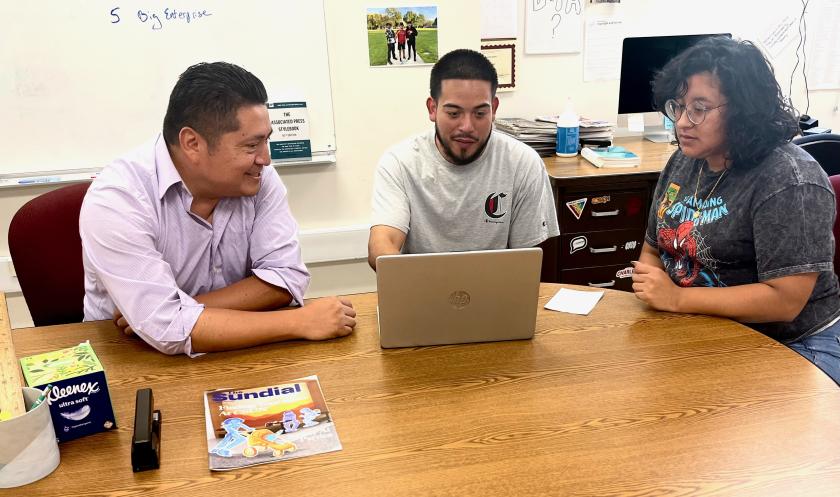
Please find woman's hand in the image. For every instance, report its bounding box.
[631,261,682,312]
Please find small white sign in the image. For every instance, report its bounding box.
[628,113,645,133]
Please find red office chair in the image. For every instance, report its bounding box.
[829,175,840,282]
[8,182,91,326]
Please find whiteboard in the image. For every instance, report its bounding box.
[0,0,336,178]
[525,0,584,54]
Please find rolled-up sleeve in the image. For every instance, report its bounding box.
[249,167,310,306]
[80,183,205,356]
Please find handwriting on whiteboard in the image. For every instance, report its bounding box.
[109,7,212,31]
[525,0,583,54]
[531,0,583,32]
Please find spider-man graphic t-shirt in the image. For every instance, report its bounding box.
[645,144,840,343]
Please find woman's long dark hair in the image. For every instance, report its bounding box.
[652,37,799,168]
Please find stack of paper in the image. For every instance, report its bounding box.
[581,146,640,168]
[495,118,557,156]
[536,116,615,147]
[579,118,615,147]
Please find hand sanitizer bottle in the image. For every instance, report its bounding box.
[556,98,579,157]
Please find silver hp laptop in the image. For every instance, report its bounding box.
[376,248,542,348]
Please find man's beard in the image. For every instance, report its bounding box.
[434,124,491,165]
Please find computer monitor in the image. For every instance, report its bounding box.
[618,33,731,142]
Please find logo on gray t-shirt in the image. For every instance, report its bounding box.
[484,192,508,221]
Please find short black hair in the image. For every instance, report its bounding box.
[163,62,267,149]
[430,49,498,100]
[652,37,799,168]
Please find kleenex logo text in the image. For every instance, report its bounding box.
[47,381,100,405]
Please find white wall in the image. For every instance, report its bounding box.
[2,0,837,328]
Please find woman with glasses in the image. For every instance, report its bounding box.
[631,36,840,384]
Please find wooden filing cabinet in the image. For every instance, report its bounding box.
[541,138,677,291]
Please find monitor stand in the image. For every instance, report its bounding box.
[643,130,672,143]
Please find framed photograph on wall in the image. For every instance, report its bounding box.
[366,6,439,67]
[480,43,516,91]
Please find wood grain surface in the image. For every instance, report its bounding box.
[543,138,676,180]
[10,284,840,496]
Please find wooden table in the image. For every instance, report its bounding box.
[10,284,840,496]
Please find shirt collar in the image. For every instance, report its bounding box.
[154,133,187,200]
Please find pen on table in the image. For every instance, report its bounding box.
[17,176,62,185]
[30,384,53,410]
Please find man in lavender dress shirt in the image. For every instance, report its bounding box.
[80,62,356,356]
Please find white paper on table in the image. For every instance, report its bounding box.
[481,0,518,39]
[583,17,624,82]
[544,288,604,315]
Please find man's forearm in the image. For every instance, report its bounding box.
[367,226,407,270]
[367,241,402,270]
[189,307,302,352]
[189,296,356,353]
[194,276,293,311]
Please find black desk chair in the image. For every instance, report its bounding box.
[793,134,840,176]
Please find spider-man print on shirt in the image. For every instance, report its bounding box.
[658,220,723,287]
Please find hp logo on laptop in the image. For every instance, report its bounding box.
[448,290,471,309]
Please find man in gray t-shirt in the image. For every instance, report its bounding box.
[368,49,559,269]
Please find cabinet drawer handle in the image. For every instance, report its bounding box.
[589,245,617,254]
[587,280,616,288]
[591,209,620,217]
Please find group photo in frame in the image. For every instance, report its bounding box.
[366,6,439,67]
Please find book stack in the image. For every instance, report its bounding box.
[581,146,640,168]
[494,118,557,157]
[535,116,615,148]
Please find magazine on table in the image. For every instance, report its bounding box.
[203,375,341,471]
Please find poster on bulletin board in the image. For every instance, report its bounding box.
[525,0,584,54]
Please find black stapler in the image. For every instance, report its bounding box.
[131,388,161,472]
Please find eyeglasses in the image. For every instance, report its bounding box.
[664,99,726,126]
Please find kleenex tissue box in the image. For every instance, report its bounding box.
[20,341,117,443]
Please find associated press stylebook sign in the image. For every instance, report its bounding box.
[267,101,312,160]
